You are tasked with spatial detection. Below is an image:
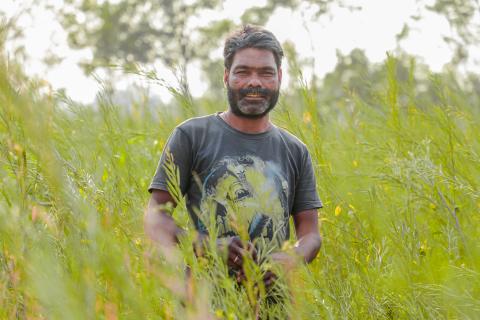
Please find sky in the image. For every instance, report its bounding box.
[1,0,479,104]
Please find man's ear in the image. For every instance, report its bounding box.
[278,67,283,85]
[223,68,229,87]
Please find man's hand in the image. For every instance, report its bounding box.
[262,209,321,288]
[217,236,257,270]
[260,251,298,289]
[270,251,300,271]
[262,270,278,289]
[216,236,258,284]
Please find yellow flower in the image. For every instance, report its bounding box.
[215,309,223,318]
[13,144,23,154]
[335,205,342,216]
[303,111,312,124]
[352,160,358,168]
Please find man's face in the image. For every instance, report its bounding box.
[224,48,282,118]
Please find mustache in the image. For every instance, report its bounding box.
[239,87,272,96]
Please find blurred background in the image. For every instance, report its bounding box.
[1,0,479,106]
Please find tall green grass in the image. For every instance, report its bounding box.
[1,38,479,318]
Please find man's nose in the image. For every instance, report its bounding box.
[246,74,262,87]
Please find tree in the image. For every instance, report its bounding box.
[0,4,30,64]
[56,0,356,100]
[7,0,478,104]
[59,0,231,98]
[397,0,480,66]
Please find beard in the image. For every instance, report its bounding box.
[227,85,280,119]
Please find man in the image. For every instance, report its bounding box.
[145,25,322,288]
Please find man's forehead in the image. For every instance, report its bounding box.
[230,48,277,69]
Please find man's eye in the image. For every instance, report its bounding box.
[261,71,274,77]
[235,70,248,75]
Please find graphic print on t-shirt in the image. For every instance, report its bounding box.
[199,155,289,252]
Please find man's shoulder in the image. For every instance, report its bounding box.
[176,114,217,133]
[274,125,308,150]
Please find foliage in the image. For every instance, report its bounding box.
[239,0,352,25]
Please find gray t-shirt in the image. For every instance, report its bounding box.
[149,113,322,252]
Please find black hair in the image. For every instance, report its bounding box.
[223,25,284,70]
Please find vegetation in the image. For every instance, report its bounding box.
[1,19,480,320]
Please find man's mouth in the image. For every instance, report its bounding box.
[245,93,264,98]
[239,88,270,99]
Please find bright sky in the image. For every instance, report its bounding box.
[1,0,478,104]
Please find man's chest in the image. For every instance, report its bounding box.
[190,136,298,184]
[188,141,296,245]
[185,136,302,217]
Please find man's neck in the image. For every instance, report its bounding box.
[220,110,272,134]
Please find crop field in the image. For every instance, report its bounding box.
[1,45,480,319]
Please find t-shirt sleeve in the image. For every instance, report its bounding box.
[148,127,192,195]
[292,148,323,214]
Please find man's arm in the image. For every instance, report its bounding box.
[144,189,184,247]
[270,209,321,269]
[292,209,322,262]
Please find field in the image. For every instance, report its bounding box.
[1,48,480,319]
